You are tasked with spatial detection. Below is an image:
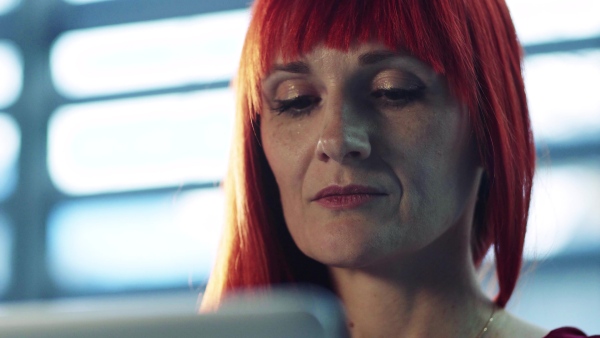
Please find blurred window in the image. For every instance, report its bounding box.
[525,50,600,144]
[0,41,23,109]
[47,188,224,292]
[506,0,600,44]
[41,7,247,294]
[0,113,19,202]
[526,160,600,260]
[47,88,234,195]
[0,0,19,16]
[0,213,12,296]
[50,9,249,98]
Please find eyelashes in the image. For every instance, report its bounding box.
[370,86,426,108]
[272,95,321,117]
[271,86,425,117]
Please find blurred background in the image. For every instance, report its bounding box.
[0,0,598,333]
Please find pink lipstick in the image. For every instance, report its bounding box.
[312,185,387,210]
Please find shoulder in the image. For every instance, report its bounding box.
[491,310,599,338]
[489,310,547,338]
[544,327,600,338]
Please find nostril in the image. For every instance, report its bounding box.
[318,151,330,162]
[315,124,372,162]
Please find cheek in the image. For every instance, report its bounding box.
[382,106,473,229]
[412,112,477,228]
[260,118,314,214]
[261,118,319,254]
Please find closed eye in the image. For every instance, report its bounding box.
[370,87,425,107]
[272,95,321,116]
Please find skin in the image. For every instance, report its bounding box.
[260,43,547,338]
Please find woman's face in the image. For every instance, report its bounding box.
[260,42,483,269]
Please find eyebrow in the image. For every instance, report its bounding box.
[271,61,311,74]
[269,50,404,75]
[358,50,401,66]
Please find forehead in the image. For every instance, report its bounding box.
[265,42,435,79]
[270,42,389,65]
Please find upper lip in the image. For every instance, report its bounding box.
[312,184,387,201]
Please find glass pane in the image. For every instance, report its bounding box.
[0,113,20,202]
[0,41,23,109]
[47,188,224,293]
[506,0,600,44]
[0,212,13,295]
[525,160,600,260]
[0,0,19,16]
[47,88,234,195]
[524,50,600,144]
[50,9,249,98]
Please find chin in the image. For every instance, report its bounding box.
[300,234,385,270]
[288,214,416,270]
[309,253,372,270]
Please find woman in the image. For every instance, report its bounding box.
[201,0,596,337]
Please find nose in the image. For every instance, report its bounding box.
[315,101,371,163]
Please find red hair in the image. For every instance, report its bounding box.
[201,0,534,310]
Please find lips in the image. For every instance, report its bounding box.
[313,185,386,200]
[312,185,387,209]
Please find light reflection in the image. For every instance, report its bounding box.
[47,88,234,195]
[0,41,23,109]
[524,51,600,143]
[0,212,12,295]
[0,0,19,16]
[47,188,224,292]
[50,9,249,98]
[506,0,600,44]
[525,162,600,260]
[0,113,20,202]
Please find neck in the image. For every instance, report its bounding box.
[329,222,495,338]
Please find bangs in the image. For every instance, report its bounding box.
[244,0,477,115]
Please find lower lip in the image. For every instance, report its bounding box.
[315,194,383,210]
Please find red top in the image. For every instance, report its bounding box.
[545,327,600,338]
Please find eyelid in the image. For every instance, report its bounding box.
[263,72,316,98]
[271,95,321,117]
[269,79,318,100]
[371,69,426,90]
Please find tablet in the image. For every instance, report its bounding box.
[0,287,348,338]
